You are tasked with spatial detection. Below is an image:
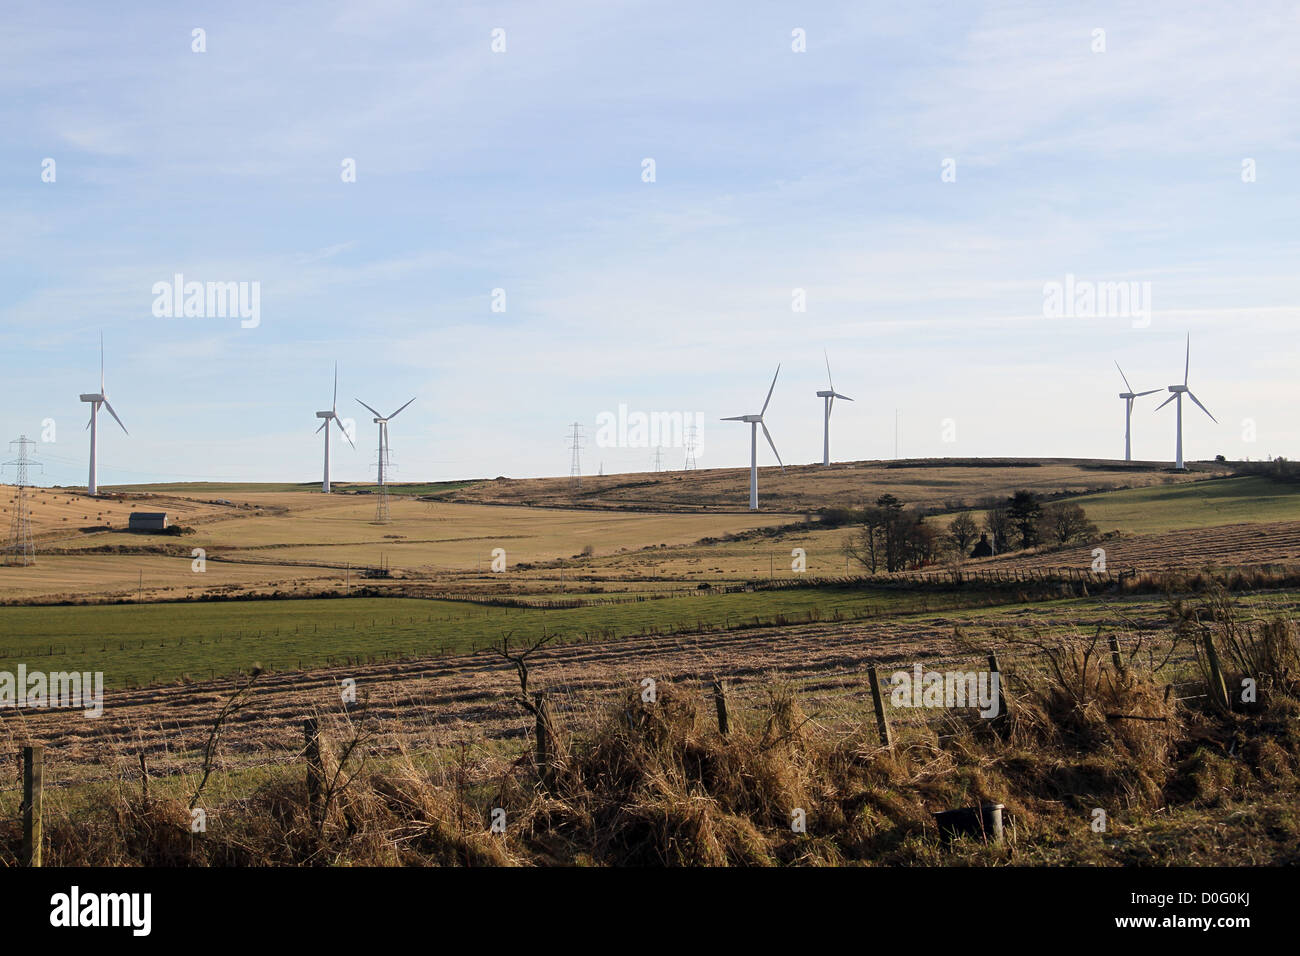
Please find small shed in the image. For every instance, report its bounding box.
[128,512,169,531]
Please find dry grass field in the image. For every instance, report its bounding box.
[0,460,1253,603]
[437,457,1223,512]
[2,460,1289,600]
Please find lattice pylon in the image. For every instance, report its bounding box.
[684,425,698,471]
[4,436,39,566]
[568,422,584,492]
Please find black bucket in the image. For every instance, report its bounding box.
[934,803,1005,844]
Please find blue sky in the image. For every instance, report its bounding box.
[2,1,1298,487]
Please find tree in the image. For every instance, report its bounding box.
[874,494,906,572]
[981,498,1013,554]
[845,495,936,573]
[1007,490,1043,549]
[843,518,882,573]
[947,513,979,554]
[1040,501,1098,546]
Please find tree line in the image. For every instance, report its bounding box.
[839,490,1099,573]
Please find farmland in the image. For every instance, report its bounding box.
[1,457,1299,867]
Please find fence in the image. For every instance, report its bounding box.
[2,618,1237,865]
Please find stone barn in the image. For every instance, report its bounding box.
[128,512,169,531]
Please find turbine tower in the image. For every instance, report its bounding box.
[722,364,784,510]
[816,350,853,466]
[315,363,354,493]
[79,333,128,496]
[356,396,415,523]
[1114,362,1159,462]
[1154,336,1216,470]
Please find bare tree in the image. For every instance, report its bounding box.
[492,632,562,790]
[947,512,980,554]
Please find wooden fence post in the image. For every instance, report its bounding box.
[987,653,1010,724]
[712,679,730,736]
[1108,635,1125,674]
[1202,632,1232,713]
[533,692,557,791]
[866,666,893,751]
[22,746,43,867]
[303,718,326,825]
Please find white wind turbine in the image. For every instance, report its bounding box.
[356,396,416,487]
[1115,361,1160,462]
[816,350,853,466]
[79,333,128,496]
[315,363,354,493]
[1154,336,1216,470]
[722,364,784,510]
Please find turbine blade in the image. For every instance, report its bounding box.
[721,415,746,421]
[335,415,355,448]
[761,422,783,468]
[100,332,105,392]
[1135,388,1161,397]
[828,395,834,417]
[1184,335,1190,386]
[333,363,339,410]
[832,391,853,401]
[356,399,383,419]
[1114,361,1133,393]
[101,398,128,435]
[824,349,834,391]
[316,420,327,434]
[1187,390,1217,423]
[761,364,780,416]
[388,396,416,419]
[1154,393,1177,412]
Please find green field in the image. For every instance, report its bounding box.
[0,584,1039,688]
[1068,476,1300,533]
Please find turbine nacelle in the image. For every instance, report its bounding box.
[80,393,104,403]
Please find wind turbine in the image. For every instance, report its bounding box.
[1154,336,1216,470]
[355,396,416,487]
[79,333,128,496]
[1114,362,1160,462]
[816,350,853,466]
[315,363,354,493]
[722,364,784,510]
